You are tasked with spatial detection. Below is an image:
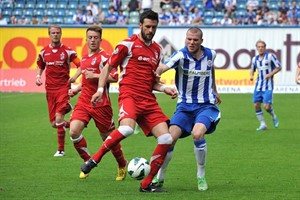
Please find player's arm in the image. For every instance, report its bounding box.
[296,63,300,84]
[85,68,118,83]
[91,63,113,106]
[36,67,44,86]
[212,66,221,105]
[68,83,82,97]
[250,59,255,81]
[153,83,177,99]
[70,67,82,83]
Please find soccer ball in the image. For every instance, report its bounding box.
[127,157,150,180]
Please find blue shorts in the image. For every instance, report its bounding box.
[252,90,273,104]
[170,102,221,138]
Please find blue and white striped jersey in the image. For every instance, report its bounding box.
[251,52,281,91]
[165,46,217,104]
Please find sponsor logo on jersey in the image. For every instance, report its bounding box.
[207,60,213,67]
[91,57,97,65]
[183,69,210,76]
[138,56,150,61]
[60,52,65,60]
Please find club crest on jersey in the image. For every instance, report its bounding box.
[154,51,158,59]
[207,60,213,66]
[113,48,119,55]
[91,57,97,65]
[60,52,65,60]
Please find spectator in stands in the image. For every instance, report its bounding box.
[287,7,299,25]
[83,10,95,25]
[220,13,233,25]
[140,0,153,12]
[244,7,256,23]
[277,10,289,25]
[31,15,39,25]
[41,16,50,24]
[169,15,181,26]
[10,15,18,24]
[73,8,84,24]
[18,15,29,25]
[246,0,259,12]
[278,1,289,16]
[112,0,122,12]
[159,8,172,25]
[180,13,192,25]
[0,13,8,25]
[87,1,98,17]
[204,0,215,11]
[127,0,141,12]
[224,0,236,17]
[167,0,182,13]
[215,0,224,12]
[255,10,268,26]
[267,14,278,25]
[257,0,270,16]
[181,0,195,13]
[172,5,182,20]
[191,7,204,25]
[235,15,244,25]
[95,8,105,25]
[160,0,171,10]
[244,16,254,25]
[290,0,300,12]
[105,6,118,24]
[117,10,128,25]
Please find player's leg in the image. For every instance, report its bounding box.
[80,118,135,175]
[253,91,267,130]
[140,122,172,192]
[193,105,220,191]
[263,90,279,128]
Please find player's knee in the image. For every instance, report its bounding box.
[118,126,134,137]
[157,133,173,145]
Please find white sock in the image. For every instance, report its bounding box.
[156,150,174,181]
[194,139,207,177]
[256,110,266,126]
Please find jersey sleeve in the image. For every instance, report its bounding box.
[250,57,256,72]
[270,53,281,68]
[108,43,129,68]
[37,50,46,70]
[165,50,183,69]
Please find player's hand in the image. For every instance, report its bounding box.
[296,76,300,85]
[36,77,42,86]
[265,74,272,80]
[85,71,94,79]
[68,89,78,97]
[69,76,76,83]
[153,70,165,84]
[164,87,178,99]
[91,92,103,107]
[215,94,221,105]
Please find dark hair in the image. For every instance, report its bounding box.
[86,25,102,38]
[139,9,159,24]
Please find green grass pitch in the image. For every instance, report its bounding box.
[0,92,299,200]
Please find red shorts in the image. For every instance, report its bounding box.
[46,89,72,122]
[118,93,169,136]
[71,104,115,133]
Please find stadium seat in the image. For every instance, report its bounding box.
[25,3,35,10]
[215,11,224,20]
[15,3,24,9]
[36,2,46,9]
[66,9,76,17]
[15,0,26,3]
[54,17,64,24]
[23,9,34,17]
[68,2,78,10]
[204,17,214,25]
[2,9,11,17]
[195,3,204,10]
[34,8,44,17]
[237,4,247,11]
[129,11,140,18]
[13,9,23,17]
[45,9,55,17]
[57,3,67,9]
[47,2,57,9]
[128,17,139,25]
[64,16,73,24]
[3,2,13,10]
[204,10,214,17]
[56,9,66,17]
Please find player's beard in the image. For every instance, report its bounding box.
[141,29,154,43]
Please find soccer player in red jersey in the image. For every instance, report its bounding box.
[68,25,127,180]
[36,25,81,157]
[82,10,177,192]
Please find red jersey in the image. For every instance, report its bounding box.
[37,44,78,92]
[77,50,117,108]
[108,34,162,99]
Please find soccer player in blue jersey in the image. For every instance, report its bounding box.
[250,40,281,131]
[152,27,221,191]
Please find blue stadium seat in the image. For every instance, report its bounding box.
[36,2,46,9]
[23,9,34,17]
[204,17,214,25]
[68,2,78,10]
[34,8,44,17]
[204,10,214,17]
[47,2,57,9]
[15,3,24,9]
[25,3,35,10]
[66,9,76,17]
[15,0,26,3]
[57,3,67,9]
[3,2,13,10]
[128,17,139,25]
[45,9,55,17]
[56,9,66,17]
[64,16,73,24]
[13,9,23,17]
[54,16,64,24]
[2,9,11,17]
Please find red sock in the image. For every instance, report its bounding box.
[141,144,171,188]
[64,121,70,128]
[56,122,66,151]
[73,136,90,161]
[92,129,125,163]
[111,143,127,167]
